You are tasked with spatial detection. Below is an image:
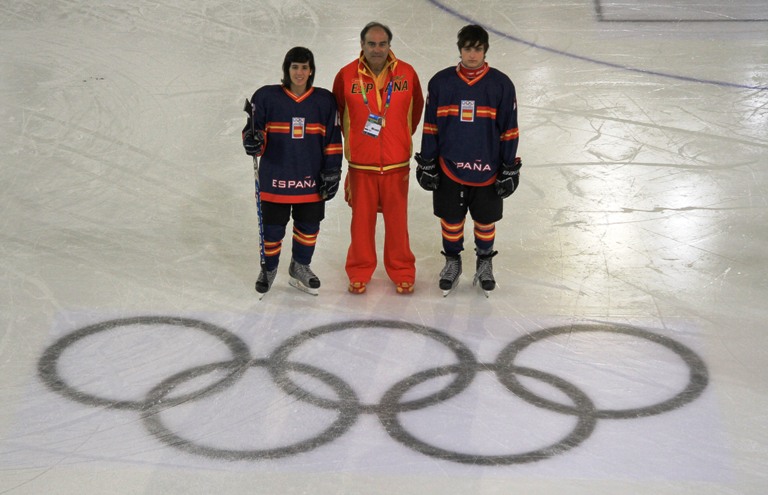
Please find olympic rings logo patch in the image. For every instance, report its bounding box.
[37,316,709,465]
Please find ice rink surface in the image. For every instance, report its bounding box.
[1,1,767,494]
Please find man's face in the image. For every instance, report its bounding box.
[361,27,390,72]
[460,43,486,69]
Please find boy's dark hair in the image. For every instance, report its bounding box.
[281,46,315,89]
[360,21,393,43]
[457,24,489,53]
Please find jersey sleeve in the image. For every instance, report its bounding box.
[332,70,346,118]
[242,90,266,156]
[419,75,440,161]
[246,89,268,132]
[251,89,271,156]
[242,90,258,135]
[322,92,343,172]
[498,77,519,167]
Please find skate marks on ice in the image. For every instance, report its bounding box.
[35,316,709,466]
[593,0,768,22]
[428,0,768,91]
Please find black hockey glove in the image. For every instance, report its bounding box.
[243,128,265,156]
[414,152,439,191]
[319,168,341,200]
[495,156,522,199]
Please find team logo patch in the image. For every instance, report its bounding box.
[460,100,475,122]
[292,117,305,139]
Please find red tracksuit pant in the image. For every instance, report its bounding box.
[345,168,415,285]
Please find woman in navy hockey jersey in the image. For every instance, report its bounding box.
[415,25,521,296]
[243,47,343,296]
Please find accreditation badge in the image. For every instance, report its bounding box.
[292,117,305,139]
[460,100,475,122]
[362,113,384,138]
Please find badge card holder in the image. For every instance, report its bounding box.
[363,113,384,138]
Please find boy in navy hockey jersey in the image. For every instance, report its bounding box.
[243,47,343,296]
[415,25,521,296]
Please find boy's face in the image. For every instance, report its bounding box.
[460,42,486,69]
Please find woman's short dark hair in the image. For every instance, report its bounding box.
[457,24,489,53]
[281,46,315,89]
[360,21,393,43]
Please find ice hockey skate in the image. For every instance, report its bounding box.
[288,259,320,296]
[255,266,278,300]
[439,251,462,297]
[473,250,498,297]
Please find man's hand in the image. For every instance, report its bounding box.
[415,152,439,191]
[243,128,265,156]
[495,156,522,198]
[319,169,341,200]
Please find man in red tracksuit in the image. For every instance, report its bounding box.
[333,21,424,295]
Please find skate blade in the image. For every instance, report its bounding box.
[441,280,460,297]
[289,278,319,296]
[472,280,494,297]
[478,282,498,298]
[255,283,268,300]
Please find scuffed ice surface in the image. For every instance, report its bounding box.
[1,1,767,494]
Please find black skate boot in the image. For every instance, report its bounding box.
[473,250,498,297]
[255,266,278,299]
[288,259,320,296]
[439,251,462,296]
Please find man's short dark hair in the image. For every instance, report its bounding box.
[281,46,315,89]
[457,24,489,53]
[360,21,393,43]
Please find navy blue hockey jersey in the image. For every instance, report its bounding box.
[420,64,518,186]
[246,85,342,203]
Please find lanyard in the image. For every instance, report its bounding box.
[358,75,393,117]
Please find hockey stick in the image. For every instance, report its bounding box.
[243,98,266,269]
[252,155,266,268]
